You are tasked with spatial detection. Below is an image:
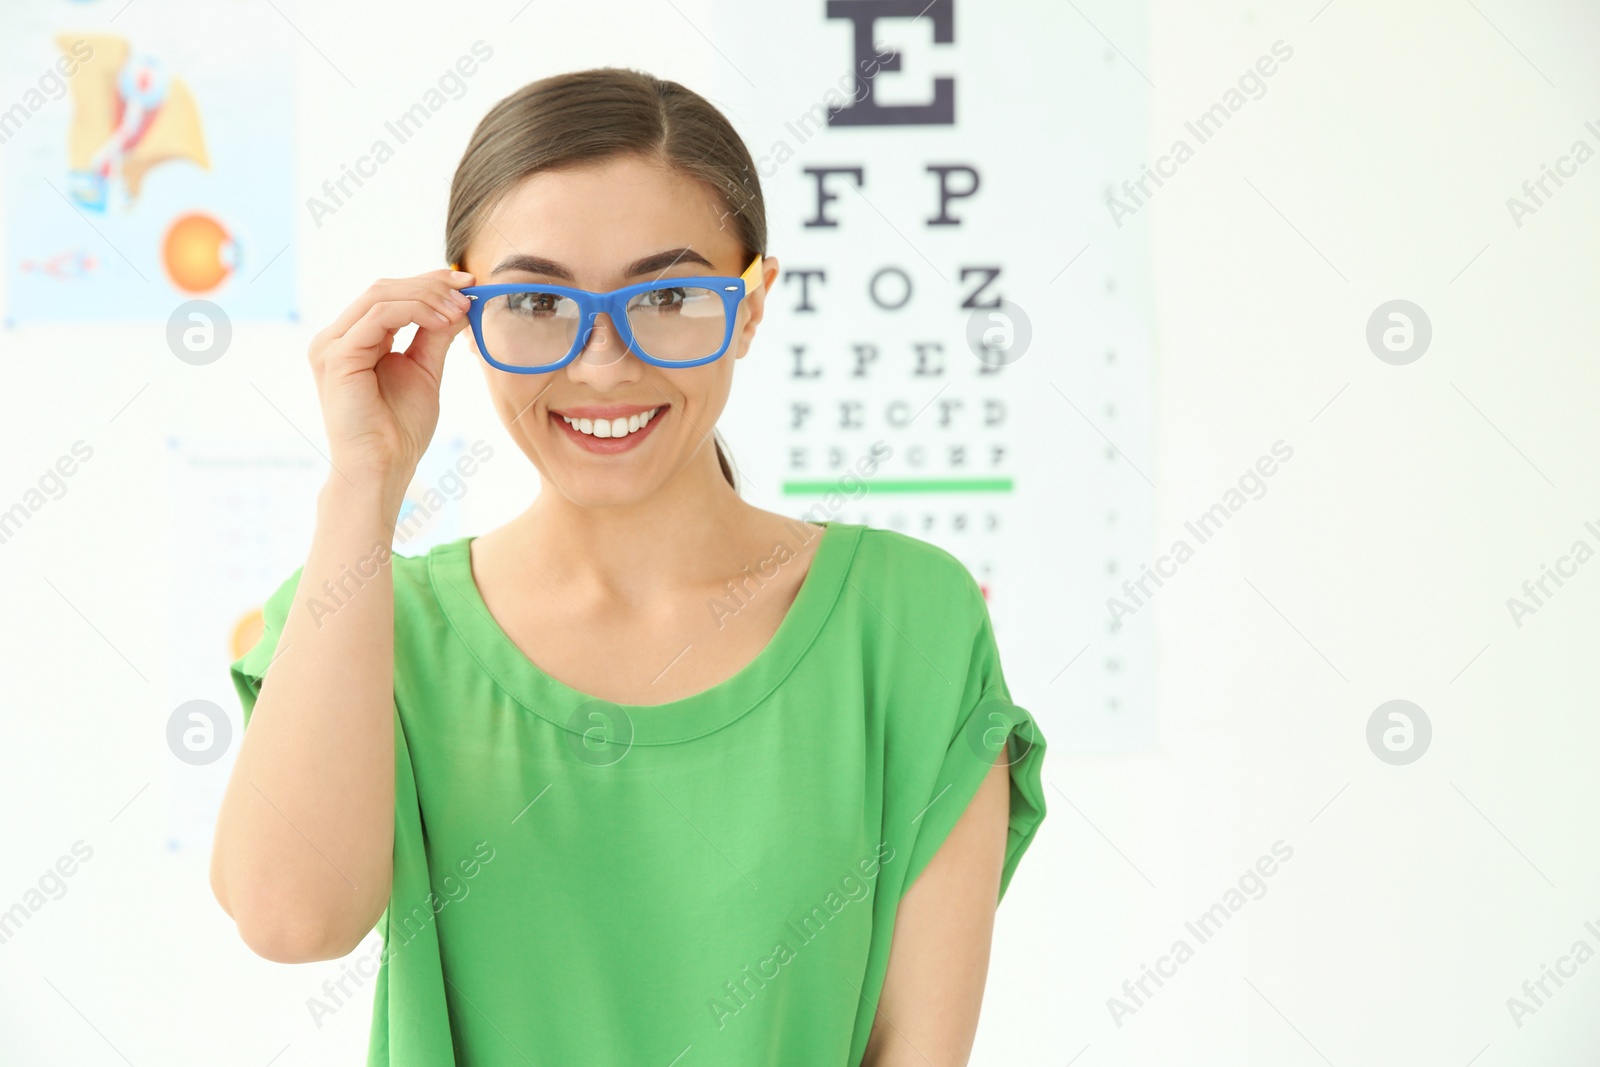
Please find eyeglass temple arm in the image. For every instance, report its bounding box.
[739,253,765,294]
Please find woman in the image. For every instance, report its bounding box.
[210,66,1048,1066]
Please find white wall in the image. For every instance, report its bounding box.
[1,0,1597,1064]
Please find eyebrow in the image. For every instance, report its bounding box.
[489,247,715,281]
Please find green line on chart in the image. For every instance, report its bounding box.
[781,477,1014,495]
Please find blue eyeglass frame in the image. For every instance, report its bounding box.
[457,254,765,373]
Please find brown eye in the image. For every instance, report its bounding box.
[507,291,561,316]
[640,287,687,310]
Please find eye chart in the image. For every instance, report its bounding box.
[714,0,1157,751]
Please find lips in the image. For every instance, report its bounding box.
[549,404,668,453]
[556,405,661,439]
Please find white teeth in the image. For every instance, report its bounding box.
[560,407,660,439]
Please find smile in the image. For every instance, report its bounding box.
[549,404,667,454]
[558,406,661,439]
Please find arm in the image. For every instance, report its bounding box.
[208,479,402,963]
[209,270,473,964]
[863,751,1012,1067]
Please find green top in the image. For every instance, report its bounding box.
[230,520,1048,1066]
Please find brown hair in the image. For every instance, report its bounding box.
[445,67,764,492]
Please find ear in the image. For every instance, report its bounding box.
[735,256,779,356]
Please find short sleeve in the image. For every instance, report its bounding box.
[898,575,1048,904]
[228,566,305,728]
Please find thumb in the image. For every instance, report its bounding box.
[404,314,468,384]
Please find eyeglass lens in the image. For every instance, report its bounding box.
[479,285,729,368]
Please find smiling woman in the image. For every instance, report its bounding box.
[444,72,764,493]
[210,66,1047,1067]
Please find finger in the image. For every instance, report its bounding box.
[408,268,478,295]
[326,286,455,343]
[420,268,478,304]
[336,299,466,366]
[327,278,470,338]
[404,308,471,383]
[429,268,478,287]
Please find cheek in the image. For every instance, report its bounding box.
[483,373,548,432]
[681,364,735,420]
[479,363,514,419]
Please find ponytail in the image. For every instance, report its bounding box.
[712,431,737,491]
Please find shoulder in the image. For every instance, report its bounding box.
[842,524,985,607]
[383,538,476,670]
[389,539,440,591]
[388,536,466,614]
[831,523,989,642]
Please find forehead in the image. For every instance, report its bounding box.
[465,154,742,280]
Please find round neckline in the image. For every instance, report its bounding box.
[428,519,862,745]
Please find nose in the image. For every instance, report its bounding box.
[564,312,641,385]
[575,311,627,367]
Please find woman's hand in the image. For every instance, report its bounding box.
[308,269,475,505]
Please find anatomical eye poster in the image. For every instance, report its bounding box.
[715,1,1156,750]
[1,0,296,324]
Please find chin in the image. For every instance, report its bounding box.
[552,470,672,509]
[532,402,686,506]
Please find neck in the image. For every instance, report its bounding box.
[510,444,771,596]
